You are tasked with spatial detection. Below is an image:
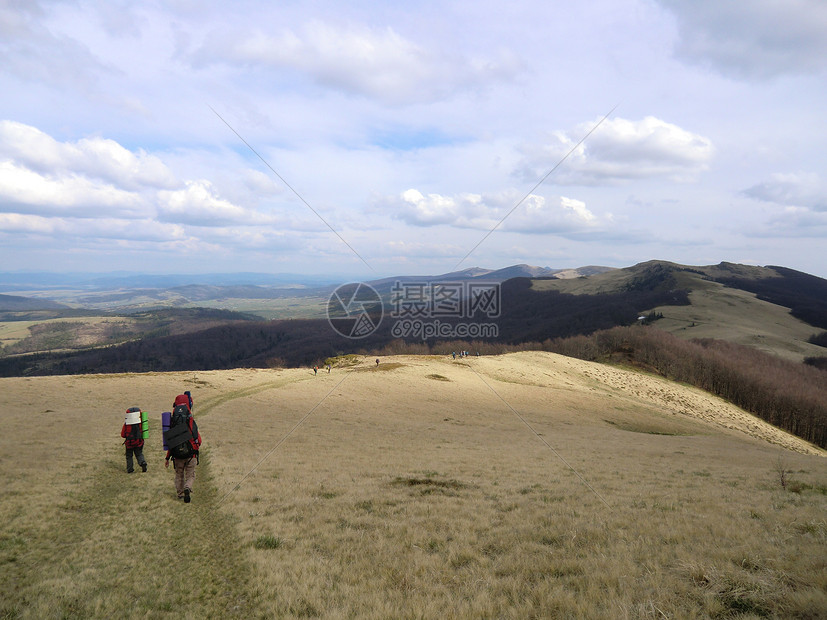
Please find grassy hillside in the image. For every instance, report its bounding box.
[532,261,826,362]
[1,353,825,618]
[0,294,68,312]
[645,279,824,362]
[0,308,259,357]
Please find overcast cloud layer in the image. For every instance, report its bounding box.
[0,0,825,278]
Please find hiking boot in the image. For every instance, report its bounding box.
[127,469,134,474]
[141,463,147,472]
[177,495,184,500]
[184,489,191,503]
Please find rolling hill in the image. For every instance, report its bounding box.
[0,352,824,617]
[2,260,825,372]
[0,293,69,312]
[530,260,827,362]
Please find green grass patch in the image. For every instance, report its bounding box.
[253,535,284,550]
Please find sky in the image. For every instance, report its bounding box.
[1,0,825,279]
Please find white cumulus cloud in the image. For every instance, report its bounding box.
[0,160,144,217]
[0,120,289,250]
[386,188,606,237]
[158,180,273,226]
[516,116,714,185]
[0,120,178,190]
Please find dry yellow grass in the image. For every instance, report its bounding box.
[1,352,825,618]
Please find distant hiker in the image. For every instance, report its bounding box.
[314,366,318,375]
[452,351,456,359]
[327,365,331,373]
[121,406,147,473]
[376,358,380,366]
[164,394,201,503]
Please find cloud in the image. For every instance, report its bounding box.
[746,207,827,239]
[0,120,295,250]
[157,180,274,226]
[742,172,826,211]
[657,0,827,79]
[0,161,145,217]
[0,0,114,90]
[391,189,495,227]
[190,20,521,105]
[0,121,177,191]
[515,116,714,185]
[0,212,186,242]
[386,188,608,237]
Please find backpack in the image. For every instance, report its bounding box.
[124,422,143,448]
[123,406,144,448]
[164,403,199,459]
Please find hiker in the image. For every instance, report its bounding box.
[314,366,318,375]
[121,406,147,473]
[164,393,201,503]
[376,358,380,366]
[327,364,331,373]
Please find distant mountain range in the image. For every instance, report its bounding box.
[367,264,613,288]
[1,259,825,377]
[0,264,615,311]
[0,271,347,292]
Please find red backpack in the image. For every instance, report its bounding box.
[123,423,143,448]
[123,407,144,448]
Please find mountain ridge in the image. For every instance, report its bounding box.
[1,260,824,370]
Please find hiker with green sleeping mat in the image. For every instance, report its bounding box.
[121,406,147,473]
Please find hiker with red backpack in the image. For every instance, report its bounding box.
[163,392,201,503]
[121,406,147,473]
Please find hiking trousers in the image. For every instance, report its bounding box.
[125,446,147,473]
[173,456,197,497]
